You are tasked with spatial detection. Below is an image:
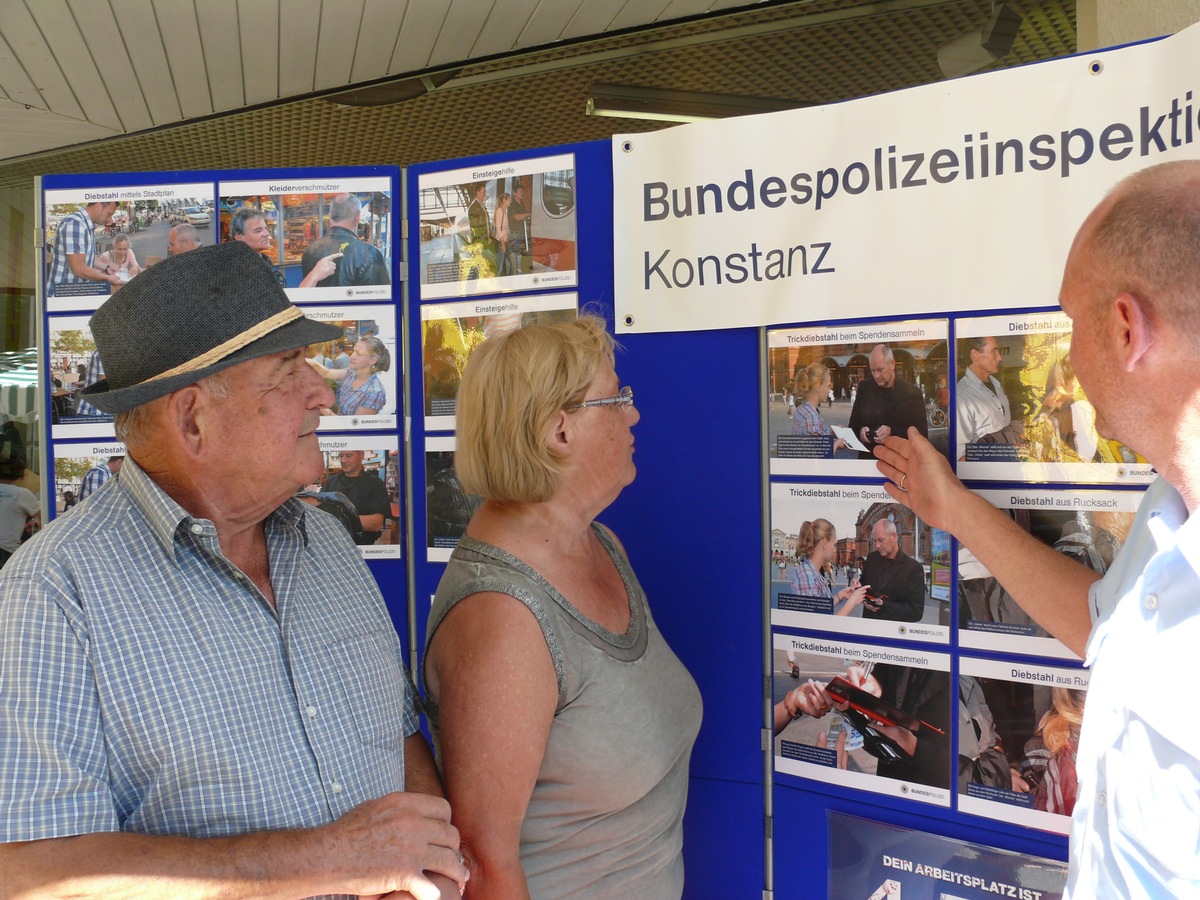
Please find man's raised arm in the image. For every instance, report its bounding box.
[874,428,1097,656]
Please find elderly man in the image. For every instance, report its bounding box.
[847,344,928,459]
[48,201,126,295]
[874,160,1200,897]
[324,450,391,545]
[956,335,1022,460]
[167,222,201,256]
[0,242,466,898]
[300,193,390,287]
[858,518,925,623]
[231,207,338,290]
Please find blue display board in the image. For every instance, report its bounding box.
[36,144,1114,897]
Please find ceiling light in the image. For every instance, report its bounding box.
[325,71,460,108]
[937,2,1024,79]
[585,84,806,124]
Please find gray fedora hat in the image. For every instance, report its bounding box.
[81,241,343,413]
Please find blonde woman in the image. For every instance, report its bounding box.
[424,316,700,898]
[791,362,846,455]
[789,518,870,616]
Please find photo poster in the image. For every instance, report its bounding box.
[217,176,394,301]
[420,292,579,429]
[773,633,953,807]
[424,435,483,562]
[768,319,949,478]
[958,657,1089,836]
[310,435,401,560]
[51,440,127,518]
[958,486,1143,659]
[955,313,1152,484]
[826,812,1067,900]
[44,182,216,312]
[302,304,398,430]
[47,314,114,440]
[770,482,950,644]
[416,152,579,299]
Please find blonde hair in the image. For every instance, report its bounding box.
[792,362,829,399]
[796,518,835,562]
[1042,687,1085,755]
[455,315,615,503]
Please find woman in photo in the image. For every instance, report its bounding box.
[791,362,846,456]
[1028,356,1102,463]
[493,191,512,276]
[423,316,701,898]
[789,518,870,617]
[1020,687,1084,816]
[96,234,142,281]
[308,335,390,416]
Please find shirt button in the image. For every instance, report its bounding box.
[331,782,342,794]
[306,705,317,718]
[1145,594,1159,610]
[1097,791,1107,808]
[190,523,204,535]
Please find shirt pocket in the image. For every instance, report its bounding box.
[328,629,409,750]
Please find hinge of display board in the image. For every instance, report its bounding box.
[761,727,771,751]
[762,891,773,900]
[401,219,408,241]
[33,226,44,249]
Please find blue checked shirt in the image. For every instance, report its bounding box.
[78,460,112,499]
[75,350,105,417]
[48,208,95,290]
[790,401,831,436]
[789,555,833,599]
[338,372,387,415]
[0,456,417,845]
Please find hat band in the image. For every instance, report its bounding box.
[146,306,305,384]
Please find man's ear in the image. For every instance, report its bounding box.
[162,386,207,458]
[1112,291,1152,372]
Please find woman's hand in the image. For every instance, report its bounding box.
[835,585,869,616]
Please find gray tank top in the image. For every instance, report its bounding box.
[424,524,702,898]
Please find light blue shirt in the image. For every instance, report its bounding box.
[1070,476,1200,897]
[0,456,417,844]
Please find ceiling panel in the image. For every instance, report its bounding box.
[27,0,115,125]
[390,0,454,72]
[350,0,406,83]
[314,0,365,88]
[73,3,153,134]
[468,0,540,57]
[0,30,42,106]
[429,0,493,68]
[0,0,1077,192]
[279,0,324,98]
[120,0,183,124]
[237,0,280,107]
[195,0,244,112]
[4,1,80,115]
[154,0,211,120]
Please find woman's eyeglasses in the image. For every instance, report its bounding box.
[564,385,634,410]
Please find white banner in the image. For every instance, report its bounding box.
[613,25,1200,333]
